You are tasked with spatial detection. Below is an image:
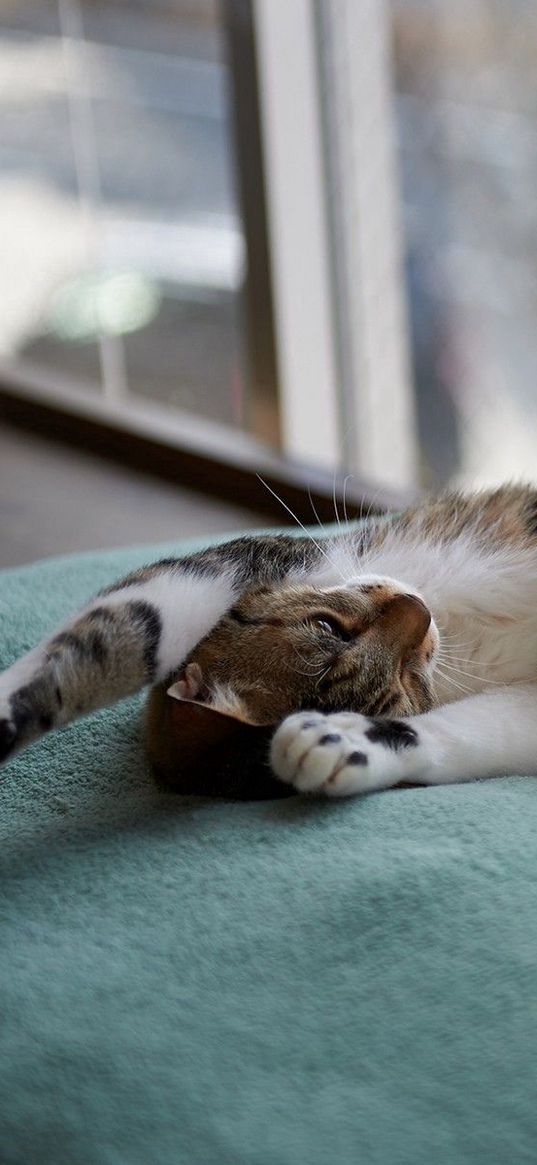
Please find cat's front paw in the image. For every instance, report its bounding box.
[271,711,427,796]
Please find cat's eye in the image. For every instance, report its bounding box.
[306,614,350,640]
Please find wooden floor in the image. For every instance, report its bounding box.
[0,422,276,569]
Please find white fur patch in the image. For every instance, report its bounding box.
[0,646,49,712]
[92,568,239,681]
[206,681,247,718]
[299,528,537,699]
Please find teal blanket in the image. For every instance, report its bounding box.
[1,538,536,1164]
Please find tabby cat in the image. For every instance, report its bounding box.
[2,484,537,797]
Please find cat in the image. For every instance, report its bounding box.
[2,483,537,797]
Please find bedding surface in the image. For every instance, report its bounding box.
[1,536,536,1165]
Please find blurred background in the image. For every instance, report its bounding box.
[1,0,536,565]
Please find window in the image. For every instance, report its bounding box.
[13,2,527,505]
[391,0,537,488]
[0,1,257,431]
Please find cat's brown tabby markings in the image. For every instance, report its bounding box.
[4,484,537,798]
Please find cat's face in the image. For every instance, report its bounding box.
[183,576,439,724]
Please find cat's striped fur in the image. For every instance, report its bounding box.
[3,484,537,796]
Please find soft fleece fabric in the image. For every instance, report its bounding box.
[1,535,536,1165]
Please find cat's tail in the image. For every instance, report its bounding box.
[0,556,240,765]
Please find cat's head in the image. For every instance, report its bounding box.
[179,576,439,724]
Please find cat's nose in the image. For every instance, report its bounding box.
[374,593,431,655]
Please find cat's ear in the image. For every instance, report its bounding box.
[167,674,264,727]
[167,661,251,724]
[167,661,203,702]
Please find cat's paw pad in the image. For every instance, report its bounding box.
[271,712,424,796]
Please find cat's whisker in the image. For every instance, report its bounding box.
[435,653,485,669]
[439,651,522,668]
[291,659,325,676]
[362,484,379,525]
[290,654,328,679]
[434,667,473,697]
[436,654,491,675]
[435,660,473,682]
[291,651,328,678]
[436,657,529,695]
[341,474,358,528]
[436,651,483,662]
[435,656,520,691]
[452,656,521,669]
[342,475,350,526]
[437,633,476,649]
[436,659,486,680]
[435,648,520,680]
[434,671,469,692]
[307,486,325,534]
[437,657,507,675]
[332,471,342,531]
[438,641,476,653]
[437,662,511,688]
[435,638,472,647]
[256,474,348,583]
[292,660,327,677]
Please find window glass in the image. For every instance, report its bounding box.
[391,0,537,487]
[0,1,248,429]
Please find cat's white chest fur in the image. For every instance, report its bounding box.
[309,530,537,705]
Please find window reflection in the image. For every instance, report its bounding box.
[392,0,537,487]
[0,1,248,429]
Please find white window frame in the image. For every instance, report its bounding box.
[253,0,418,489]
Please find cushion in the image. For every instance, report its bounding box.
[1,535,536,1164]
